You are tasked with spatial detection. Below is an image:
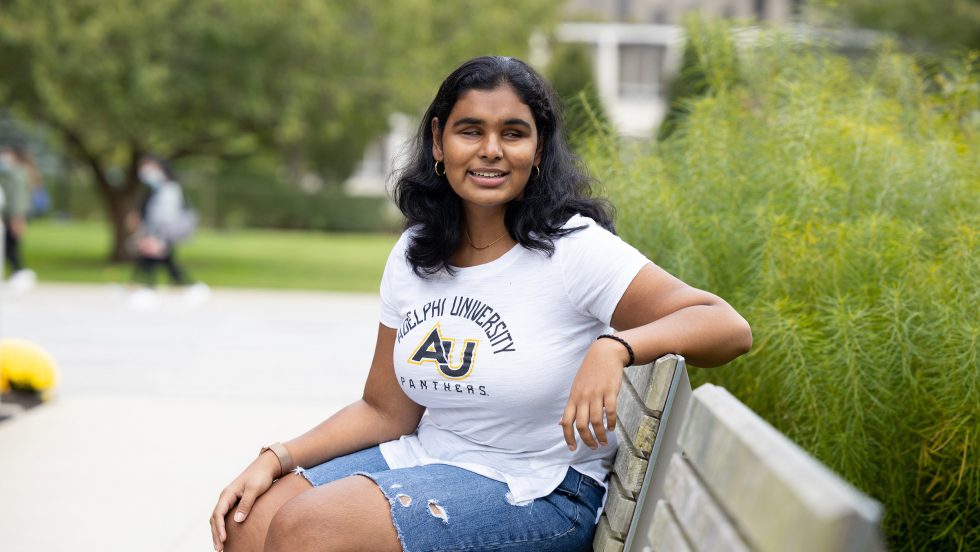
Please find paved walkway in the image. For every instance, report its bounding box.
[0,283,381,551]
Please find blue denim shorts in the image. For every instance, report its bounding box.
[299,446,605,552]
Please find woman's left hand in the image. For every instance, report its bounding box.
[560,338,631,451]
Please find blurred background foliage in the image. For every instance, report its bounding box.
[0,0,560,259]
[588,19,979,550]
[813,0,980,52]
[546,42,610,152]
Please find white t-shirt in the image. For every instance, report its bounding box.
[378,214,650,503]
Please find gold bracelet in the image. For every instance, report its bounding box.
[259,442,296,478]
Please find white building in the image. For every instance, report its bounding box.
[344,0,802,195]
[564,0,802,24]
[343,113,414,197]
[554,0,802,136]
[547,22,683,137]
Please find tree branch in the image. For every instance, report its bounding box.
[57,123,111,194]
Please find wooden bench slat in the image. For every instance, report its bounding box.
[596,355,687,552]
[624,358,693,551]
[663,453,751,552]
[623,355,678,415]
[647,499,693,552]
[678,384,884,552]
[616,378,660,458]
[603,473,637,537]
[593,515,625,552]
[612,427,648,497]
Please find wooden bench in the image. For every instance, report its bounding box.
[593,355,885,552]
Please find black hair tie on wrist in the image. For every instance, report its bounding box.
[597,334,635,367]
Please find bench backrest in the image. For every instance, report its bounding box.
[594,358,886,552]
[594,354,691,552]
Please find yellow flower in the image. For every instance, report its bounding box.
[0,338,60,395]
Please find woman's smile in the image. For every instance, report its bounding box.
[467,168,511,187]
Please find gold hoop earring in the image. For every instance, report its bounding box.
[434,160,446,177]
[533,165,541,179]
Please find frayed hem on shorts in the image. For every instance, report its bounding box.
[352,471,411,552]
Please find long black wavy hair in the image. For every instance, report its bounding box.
[392,56,614,276]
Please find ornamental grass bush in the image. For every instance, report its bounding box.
[585,22,979,551]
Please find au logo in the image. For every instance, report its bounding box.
[408,323,478,380]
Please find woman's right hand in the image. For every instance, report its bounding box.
[210,451,280,551]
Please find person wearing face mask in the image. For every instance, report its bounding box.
[0,146,37,293]
[128,155,207,307]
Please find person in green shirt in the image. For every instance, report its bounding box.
[1,145,32,279]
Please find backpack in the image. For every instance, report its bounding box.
[164,207,199,243]
[144,183,198,243]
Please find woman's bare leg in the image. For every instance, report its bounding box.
[222,473,311,551]
[265,475,401,552]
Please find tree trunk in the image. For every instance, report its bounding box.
[60,127,143,262]
[103,184,140,262]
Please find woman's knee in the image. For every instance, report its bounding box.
[264,476,400,552]
[223,474,311,552]
[264,496,327,551]
[222,508,263,552]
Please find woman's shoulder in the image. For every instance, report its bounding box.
[555,214,619,249]
[393,224,420,251]
[385,225,420,269]
[553,213,646,268]
[560,213,589,230]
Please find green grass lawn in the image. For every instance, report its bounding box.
[16,219,399,292]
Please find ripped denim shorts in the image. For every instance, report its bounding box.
[299,445,605,552]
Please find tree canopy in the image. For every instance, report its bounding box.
[546,43,609,152]
[0,0,559,258]
[816,0,980,52]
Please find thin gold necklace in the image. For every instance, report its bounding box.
[465,228,510,250]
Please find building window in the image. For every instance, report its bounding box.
[754,0,767,19]
[618,44,664,98]
[617,0,631,21]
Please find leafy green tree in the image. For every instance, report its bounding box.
[547,43,609,152]
[815,0,980,52]
[658,15,740,141]
[0,0,558,260]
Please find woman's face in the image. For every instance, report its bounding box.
[432,85,541,214]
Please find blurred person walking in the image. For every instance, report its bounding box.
[127,155,208,308]
[28,156,50,218]
[0,146,37,294]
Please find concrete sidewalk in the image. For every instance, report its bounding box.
[0,283,381,551]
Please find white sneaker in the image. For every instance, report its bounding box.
[7,269,37,295]
[128,288,161,311]
[182,282,211,307]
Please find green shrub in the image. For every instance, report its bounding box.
[198,159,401,233]
[588,25,979,550]
[547,42,611,151]
[46,159,402,233]
[658,14,740,140]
